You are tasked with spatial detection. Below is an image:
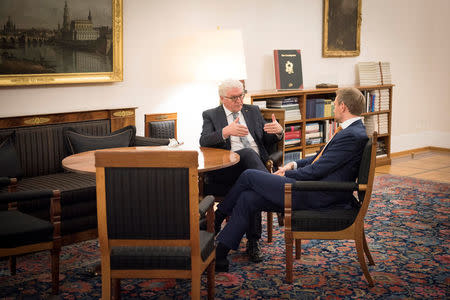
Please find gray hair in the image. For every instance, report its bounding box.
[336,87,365,116]
[218,79,243,97]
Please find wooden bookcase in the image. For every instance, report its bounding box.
[247,84,394,167]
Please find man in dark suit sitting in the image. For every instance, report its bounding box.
[199,79,284,263]
[214,87,369,272]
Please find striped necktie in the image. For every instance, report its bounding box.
[232,112,251,148]
[311,126,342,164]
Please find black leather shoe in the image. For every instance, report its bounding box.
[246,239,264,263]
[215,257,229,272]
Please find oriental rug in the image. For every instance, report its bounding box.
[0,174,449,299]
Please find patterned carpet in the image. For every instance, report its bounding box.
[0,174,449,299]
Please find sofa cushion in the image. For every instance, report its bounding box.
[0,119,111,177]
[0,132,23,178]
[0,172,98,235]
[64,125,136,154]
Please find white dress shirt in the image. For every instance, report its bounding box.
[222,106,260,155]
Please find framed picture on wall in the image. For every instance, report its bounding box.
[0,0,123,86]
[323,0,361,57]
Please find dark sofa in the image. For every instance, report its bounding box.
[0,108,169,245]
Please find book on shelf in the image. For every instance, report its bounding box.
[254,100,266,109]
[284,150,302,164]
[285,130,301,140]
[305,122,320,133]
[273,49,303,90]
[306,137,323,145]
[285,124,301,132]
[285,139,301,148]
[305,131,323,139]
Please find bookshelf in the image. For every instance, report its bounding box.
[248,84,394,167]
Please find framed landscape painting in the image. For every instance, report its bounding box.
[0,0,122,86]
[323,0,361,57]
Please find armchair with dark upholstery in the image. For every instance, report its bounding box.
[95,149,215,300]
[144,112,177,139]
[0,183,61,295]
[283,132,378,286]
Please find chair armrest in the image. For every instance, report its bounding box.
[0,177,17,188]
[135,135,170,146]
[268,150,283,167]
[291,181,359,192]
[0,189,58,205]
[199,195,215,216]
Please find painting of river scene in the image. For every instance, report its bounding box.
[0,0,122,86]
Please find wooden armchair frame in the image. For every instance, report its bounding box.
[284,132,378,286]
[95,149,215,299]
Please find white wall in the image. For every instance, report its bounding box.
[1,0,449,152]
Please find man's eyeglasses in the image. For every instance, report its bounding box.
[224,93,245,102]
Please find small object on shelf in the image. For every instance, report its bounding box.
[316,83,338,89]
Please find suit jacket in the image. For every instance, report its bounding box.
[199,104,281,163]
[285,119,368,208]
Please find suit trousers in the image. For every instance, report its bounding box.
[217,169,297,249]
[207,148,268,240]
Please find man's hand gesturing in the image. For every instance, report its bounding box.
[222,117,249,139]
[264,114,283,134]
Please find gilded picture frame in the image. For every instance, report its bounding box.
[0,0,123,86]
[323,0,361,57]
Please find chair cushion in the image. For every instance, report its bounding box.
[0,172,97,236]
[291,207,358,231]
[110,231,215,270]
[64,125,136,154]
[0,132,23,178]
[0,210,53,248]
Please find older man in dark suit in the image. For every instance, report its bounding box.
[214,87,369,272]
[200,79,283,262]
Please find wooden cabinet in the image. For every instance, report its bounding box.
[248,84,394,166]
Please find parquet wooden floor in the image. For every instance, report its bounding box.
[375,150,450,184]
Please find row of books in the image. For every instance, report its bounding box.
[376,140,387,157]
[284,150,302,164]
[364,114,388,135]
[305,122,323,145]
[266,97,301,121]
[364,89,390,112]
[358,61,392,86]
[285,124,301,148]
[306,98,334,119]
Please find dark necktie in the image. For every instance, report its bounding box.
[232,112,251,148]
[312,126,342,164]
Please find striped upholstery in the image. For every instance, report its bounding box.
[104,167,215,270]
[110,231,215,270]
[0,172,97,235]
[0,120,110,177]
[148,120,175,139]
[105,168,190,239]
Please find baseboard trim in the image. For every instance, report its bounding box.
[391,146,450,158]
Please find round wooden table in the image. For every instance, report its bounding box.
[62,145,240,174]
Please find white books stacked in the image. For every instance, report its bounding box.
[283,104,302,121]
[358,62,381,85]
[267,97,301,122]
[364,114,389,135]
[254,100,266,109]
[357,61,392,86]
[380,62,391,84]
[379,89,390,110]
